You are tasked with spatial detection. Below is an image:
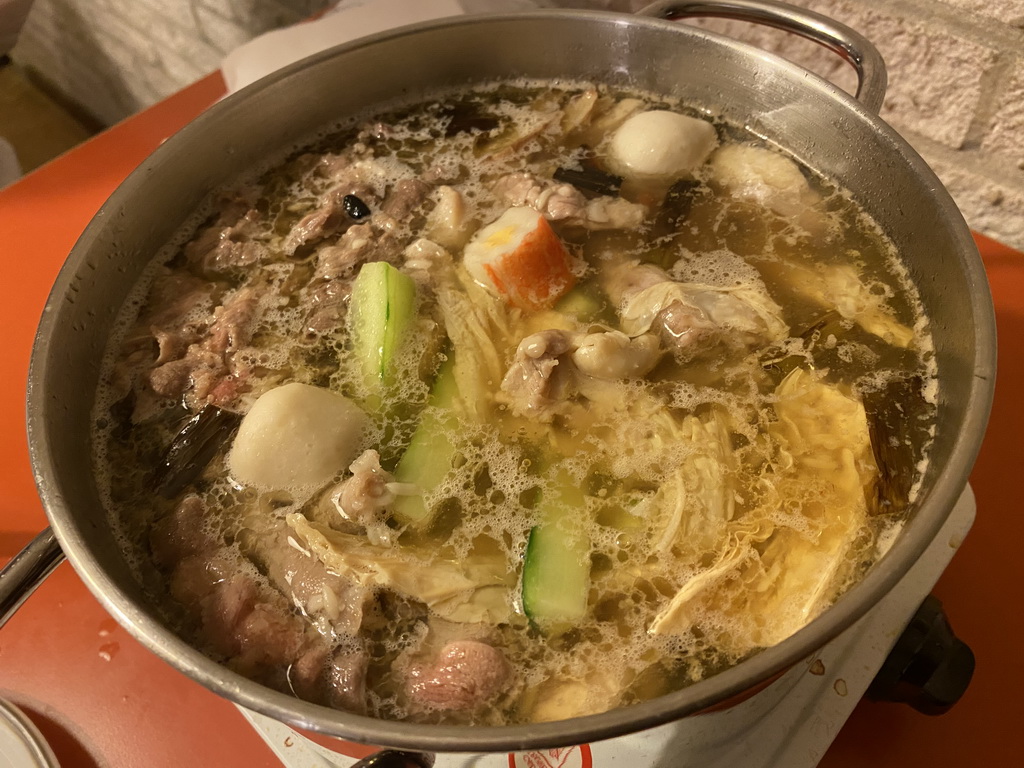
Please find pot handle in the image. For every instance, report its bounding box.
[636,0,888,114]
[0,528,66,629]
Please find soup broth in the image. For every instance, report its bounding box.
[93,80,936,725]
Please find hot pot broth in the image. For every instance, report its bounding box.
[93,80,936,725]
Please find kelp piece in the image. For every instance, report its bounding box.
[288,513,511,625]
[440,100,500,137]
[152,405,242,498]
[552,165,623,199]
[862,374,928,516]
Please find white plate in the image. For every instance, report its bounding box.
[0,698,59,768]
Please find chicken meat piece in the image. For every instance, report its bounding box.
[499,329,580,422]
[500,328,662,421]
[493,171,646,230]
[571,330,662,379]
[328,449,397,542]
[424,185,477,250]
[605,261,788,361]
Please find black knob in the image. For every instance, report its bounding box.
[867,594,975,715]
[350,750,435,768]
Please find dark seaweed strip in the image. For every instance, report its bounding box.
[152,405,243,498]
[440,102,500,137]
[656,178,703,228]
[864,376,924,517]
[552,166,623,198]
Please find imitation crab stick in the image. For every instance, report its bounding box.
[463,206,576,311]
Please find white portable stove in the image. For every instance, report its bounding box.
[238,487,976,768]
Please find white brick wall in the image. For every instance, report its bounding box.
[942,0,1024,24]
[12,0,331,125]
[982,61,1024,169]
[10,0,1024,248]
[662,0,1024,249]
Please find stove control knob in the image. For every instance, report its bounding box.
[350,750,435,768]
[867,594,975,715]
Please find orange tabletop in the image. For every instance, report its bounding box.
[0,73,1021,767]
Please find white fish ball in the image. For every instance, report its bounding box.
[228,382,369,492]
[609,110,717,179]
[710,144,819,217]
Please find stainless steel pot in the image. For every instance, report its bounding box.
[1,0,996,755]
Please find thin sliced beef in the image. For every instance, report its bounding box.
[312,223,378,282]
[148,284,262,408]
[406,640,511,712]
[380,178,432,220]
[239,520,370,636]
[201,573,260,658]
[186,208,268,274]
[233,600,310,672]
[168,549,235,607]
[304,279,352,336]
[302,223,403,336]
[206,285,260,354]
[169,547,317,676]
[149,495,215,568]
[288,643,369,714]
[153,327,195,366]
[283,160,386,255]
[144,272,214,330]
[327,647,370,713]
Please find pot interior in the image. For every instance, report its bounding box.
[28,10,995,752]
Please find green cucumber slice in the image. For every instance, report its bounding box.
[521,476,590,631]
[392,358,460,526]
[349,261,417,395]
